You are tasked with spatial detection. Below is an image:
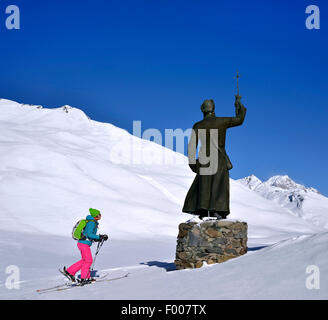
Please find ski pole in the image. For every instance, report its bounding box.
[89,238,105,275]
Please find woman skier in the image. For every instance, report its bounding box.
[61,208,108,286]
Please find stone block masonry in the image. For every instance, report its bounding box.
[175,220,248,270]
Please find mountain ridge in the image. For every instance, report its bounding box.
[238,174,328,229]
[0,98,326,241]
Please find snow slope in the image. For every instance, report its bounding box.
[1,231,326,299]
[0,98,327,299]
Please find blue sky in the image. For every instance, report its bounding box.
[1,0,327,195]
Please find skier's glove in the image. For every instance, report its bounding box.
[99,234,108,241]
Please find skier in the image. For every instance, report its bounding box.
[61,208,108,286]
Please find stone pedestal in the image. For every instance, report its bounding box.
[174,220,248,270]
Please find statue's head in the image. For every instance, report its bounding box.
[200,99,215,114]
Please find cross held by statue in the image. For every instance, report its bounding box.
[234,71,241,96]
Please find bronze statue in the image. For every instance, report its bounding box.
[182,74,247,220]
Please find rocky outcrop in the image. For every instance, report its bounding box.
[174,220,248,270]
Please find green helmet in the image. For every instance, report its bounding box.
[89,208,101,217]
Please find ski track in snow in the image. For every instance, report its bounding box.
[137,174,183,206]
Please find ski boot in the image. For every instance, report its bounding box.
[60,267,76,282]
[78,278,96,286]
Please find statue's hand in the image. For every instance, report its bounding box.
[234,94,243,114]
[234,94,242,105]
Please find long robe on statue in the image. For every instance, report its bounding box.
[182,103,247,216]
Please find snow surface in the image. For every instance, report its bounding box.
[0,98,327,299]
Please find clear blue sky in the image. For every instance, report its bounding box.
[1,0,327,195]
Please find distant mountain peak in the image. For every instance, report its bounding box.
[264,175,319,194]
[265,175,299,190]
[238,174,322,220]
[238,174,262,190]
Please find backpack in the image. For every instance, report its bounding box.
[72,219,93,241]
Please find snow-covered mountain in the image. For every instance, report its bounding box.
[0,98,327,299]
[238,174,328,229]
[1,98,323,241]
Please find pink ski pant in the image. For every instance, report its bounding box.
[67,243,93,279]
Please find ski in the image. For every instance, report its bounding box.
[36,282,70,293]
[41,273,130,293]
[93,272,129,283]
[37,272,110,294]
[56,273,129,291]
[54,282,81,292]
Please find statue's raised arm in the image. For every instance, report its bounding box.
[225,94,247,128]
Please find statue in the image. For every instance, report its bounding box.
[182,72,247,220]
